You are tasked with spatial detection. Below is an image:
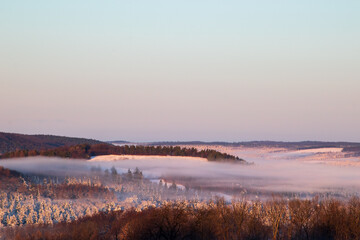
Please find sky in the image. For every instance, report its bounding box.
[1,1,359,142]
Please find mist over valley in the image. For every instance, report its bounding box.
[2,144,360,200]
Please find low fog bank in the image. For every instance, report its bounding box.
[1,153,360,198]
[0,157,89,176]
[95,156,360,195]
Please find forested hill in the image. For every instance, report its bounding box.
[0,132,103,154]
[0,144,245,162]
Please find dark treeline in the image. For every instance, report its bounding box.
[5,197,360,240]
[342,146,360,152]
[0,144,245,162]
[342,146,360,157]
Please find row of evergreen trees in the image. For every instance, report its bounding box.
[0,144,245,162]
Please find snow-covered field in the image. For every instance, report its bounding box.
[90,154,207,162]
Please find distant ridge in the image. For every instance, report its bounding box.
[149,140,360,152]
[0,132,103,154]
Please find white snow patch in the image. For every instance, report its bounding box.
[89,155,208,162]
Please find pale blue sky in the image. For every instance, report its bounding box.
[1,1,359,142]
